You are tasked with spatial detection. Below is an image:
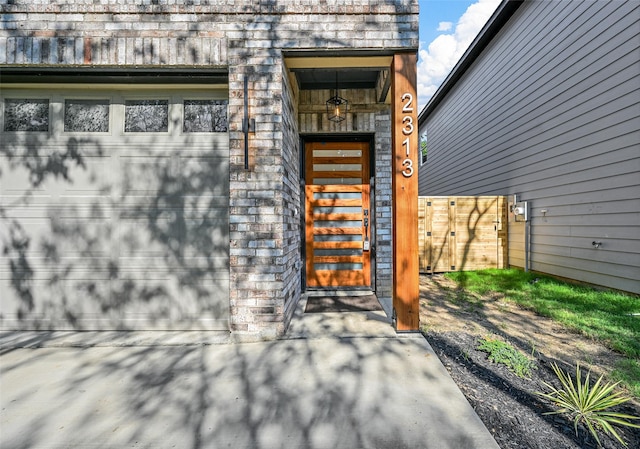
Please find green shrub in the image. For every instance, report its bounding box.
[477,337,535,378]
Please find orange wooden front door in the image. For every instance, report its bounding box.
[305,141,371,287]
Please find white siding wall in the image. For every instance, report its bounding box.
[419,0,640,294]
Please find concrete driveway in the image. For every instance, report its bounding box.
[0,309,499,449]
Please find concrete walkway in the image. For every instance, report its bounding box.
[0,298,500,449]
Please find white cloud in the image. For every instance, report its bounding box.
[437,21,453,32]
[418,0,501,110]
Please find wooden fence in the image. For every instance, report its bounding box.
[418,196,508,273]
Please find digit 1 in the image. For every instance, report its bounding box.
[403,137,410,157]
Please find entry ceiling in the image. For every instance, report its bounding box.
[284,55,392,97]
[293,68,380,90]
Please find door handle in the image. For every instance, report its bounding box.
[363,209,370,251]
[363,209,369,235]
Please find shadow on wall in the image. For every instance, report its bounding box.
[421,196,504,277]
[1,134,88,322]
[0,0,417,330]
[458,196,500,272]
[0,120,230,330]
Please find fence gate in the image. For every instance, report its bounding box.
[418,196,507,273]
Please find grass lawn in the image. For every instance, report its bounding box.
[445,268,640,397]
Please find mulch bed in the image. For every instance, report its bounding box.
[424,331,640,449]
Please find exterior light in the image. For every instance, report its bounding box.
[326,72,348,122]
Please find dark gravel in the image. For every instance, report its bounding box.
[424,331,640,449]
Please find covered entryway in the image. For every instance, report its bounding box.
[288,52,420,330]
[0,86,230,331]
[304,141,371,288]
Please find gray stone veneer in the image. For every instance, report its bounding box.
[1,0,418,338]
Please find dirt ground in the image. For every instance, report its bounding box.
[419,274,640,449]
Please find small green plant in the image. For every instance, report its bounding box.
[444,268,640,396]
[477,337,535,378]
[536,362,640,447]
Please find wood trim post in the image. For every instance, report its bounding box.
[391,53,419,331]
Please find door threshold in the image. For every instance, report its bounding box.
[305,288,374,297]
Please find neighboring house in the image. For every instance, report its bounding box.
[418,0,639,294]
[0,1,420,338]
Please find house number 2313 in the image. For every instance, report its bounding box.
[400,93,414,178]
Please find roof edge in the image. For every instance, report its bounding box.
[418,0,524,125]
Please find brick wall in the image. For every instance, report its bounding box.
[373,111,393,314]
[281,63,302,332]
[0,0,418,338]
[0,1,418,67]
[298,89,389,134]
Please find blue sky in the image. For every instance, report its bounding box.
[417,0,501,109]
[419,0,474,46]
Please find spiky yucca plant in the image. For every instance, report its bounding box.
[536,363,640,447]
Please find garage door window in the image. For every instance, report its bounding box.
[183,100,228,133]
[64,99,110,132]
[4,98,49,132]
[124,99,168,132]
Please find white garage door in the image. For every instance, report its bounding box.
[0,87,230,330]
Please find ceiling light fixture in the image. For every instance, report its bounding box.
[326,72,348,122]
